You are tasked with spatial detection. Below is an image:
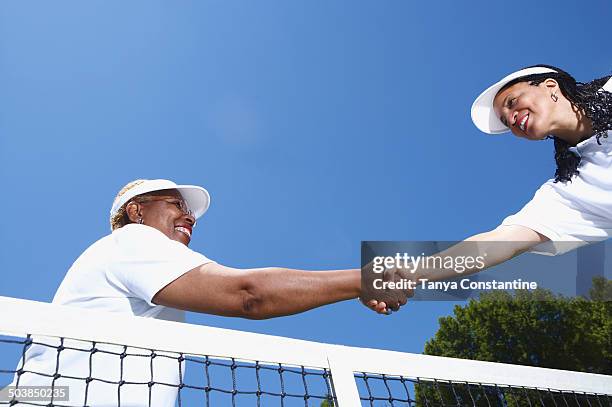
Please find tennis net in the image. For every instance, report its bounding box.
[0,296,610,406]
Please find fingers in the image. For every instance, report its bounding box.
[365,299,388,313]
[360,267,413,315]
[368,300,388,314]
[375,302,387,314]
[367,300,378,312]
[387,301,401,312]
[364,297,407,314]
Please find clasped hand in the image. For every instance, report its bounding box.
[360,264,415,315]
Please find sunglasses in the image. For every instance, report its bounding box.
[134,196,194,218]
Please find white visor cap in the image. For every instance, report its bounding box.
[471,66,557,134]
[110,179,211,220]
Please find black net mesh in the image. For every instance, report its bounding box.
[354,372,611,407]
[1,333,610,406]
[0,334,336,407]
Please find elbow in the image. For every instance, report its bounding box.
[238,280,270,320]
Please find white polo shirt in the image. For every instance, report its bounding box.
[12,224,212,407]
[501,79,612,255]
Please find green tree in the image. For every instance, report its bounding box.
[416,277,611,406]
[319,397,335,407]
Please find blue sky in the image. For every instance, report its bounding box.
[1,0,610,361]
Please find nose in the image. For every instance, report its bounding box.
[184,213,196,226]
[505,110,518,127]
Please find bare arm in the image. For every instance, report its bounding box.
[414,224,549,282]
[368,225,549,313]
[152,263,361,320]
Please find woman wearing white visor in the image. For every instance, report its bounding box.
[49,178,405,320]
[14,179,407,406]
[470,64,612,254]
[367,65,612,313]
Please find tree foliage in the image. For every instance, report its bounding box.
[318,279,610,406]
[424,277,611,373]
[415,277,611,406]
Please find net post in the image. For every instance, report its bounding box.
[327,352,361,406]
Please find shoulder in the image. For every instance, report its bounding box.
[531,182,562,200]
[113,223,168,239]
[60,227,164,265]
[111,224,207,262]
[518,182,577,212]
[112,224,175,249]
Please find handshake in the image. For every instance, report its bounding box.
[359,263,416,315]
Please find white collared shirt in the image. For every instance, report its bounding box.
[13,224,212,406]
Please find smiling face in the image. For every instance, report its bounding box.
[126,189,196,246]
[493,79,560,140]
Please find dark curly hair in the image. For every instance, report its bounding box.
[500,65,612,183]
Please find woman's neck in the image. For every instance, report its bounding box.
[550,100,594,145]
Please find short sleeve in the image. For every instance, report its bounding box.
[107,224,213,305]
[501,183,612,256]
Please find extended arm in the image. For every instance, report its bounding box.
[415,224,549,281]
[367,225,549,313]
[152,263,361,319]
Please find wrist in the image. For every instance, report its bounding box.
[352,268,362,298]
